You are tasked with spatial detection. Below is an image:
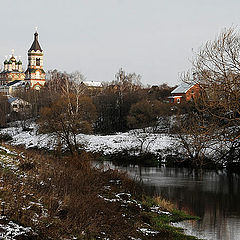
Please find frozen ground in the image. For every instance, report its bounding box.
[0,122,227,160]
[0,139,175,240]
[0,123,174,156]
[0,216,35,240]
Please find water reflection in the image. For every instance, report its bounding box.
[101,163,240,240]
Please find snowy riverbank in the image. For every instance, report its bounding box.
[0,122,228,164]
[0,123,174,155]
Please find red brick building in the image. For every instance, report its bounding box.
[168,82,200,104]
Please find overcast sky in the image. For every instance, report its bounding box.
[1,0,240,86]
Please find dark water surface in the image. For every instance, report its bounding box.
[101,162,240,240]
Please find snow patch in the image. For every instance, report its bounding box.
[0,216,35,240]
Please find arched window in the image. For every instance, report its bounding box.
[36,58,40,66]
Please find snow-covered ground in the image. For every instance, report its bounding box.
[80,132,173,155]
[0,137,177,240]
[0,122,228,161]
[0,123,174,156]
[0,216,35,240]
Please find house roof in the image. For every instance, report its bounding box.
[171,82,195,94]
[7,80,26,87]
[82,81,102,87]
[7,96,18,104]
[29,32,43,52]
[7,96,31,106]
[7,80,22,87]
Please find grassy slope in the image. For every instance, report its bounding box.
[0,144,201,240]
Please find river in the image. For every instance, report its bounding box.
[101,162,240,240]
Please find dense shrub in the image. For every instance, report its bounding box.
[0,133,12,142]
[0,149,144,239]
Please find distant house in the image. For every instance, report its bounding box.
[0,80,27,95]
[81,81,102,89]
[81,81,103,90]
[168,82,200,104]
[80,81,103,96]
[7,96,31,113]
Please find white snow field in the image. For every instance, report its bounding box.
[0,123,174,155]
[0,122,228,160]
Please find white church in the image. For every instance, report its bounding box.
[0,30,46,94]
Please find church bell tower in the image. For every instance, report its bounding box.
[25,30,45,90]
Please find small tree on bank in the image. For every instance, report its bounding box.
[39,95,97,155]
[174,109,220,169]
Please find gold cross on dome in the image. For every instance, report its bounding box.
[11,49,15,56]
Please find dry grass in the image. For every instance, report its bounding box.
[0,147,145,239]
[153,196,175,212]
[0,145,198,240]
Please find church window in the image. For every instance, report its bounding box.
[36,58,40,66]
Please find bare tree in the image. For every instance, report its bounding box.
[0,94,10,128]
[113,68,142,91]
[180,27,240,168]
[39,70,97,154]
[94,68,143,133]
[127,100,170,155]
[174,111,220,169]
[39,95,97,155]
[69,71,86,84]
[184,27,240,141]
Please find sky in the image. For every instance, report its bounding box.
[1,0,240,86]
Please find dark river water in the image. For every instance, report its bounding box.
[100,162,240,240]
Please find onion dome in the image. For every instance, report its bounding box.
[8,59,12,64]
[4,60,8,64]
[17,60,22,65]
[10,56,16,62]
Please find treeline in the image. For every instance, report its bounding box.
[2,28,240,171]
[0,69,178,132]
[0,68,180,154]
[93,70,176,133]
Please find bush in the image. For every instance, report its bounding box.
[106,151,161,167]
[0,149,144,239]
[0,133,12,142]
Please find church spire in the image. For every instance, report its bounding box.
[25,30,45,90]
[29,31,43,52]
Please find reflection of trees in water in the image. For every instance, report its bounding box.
[107,162,240,239]
[141,169,240,240]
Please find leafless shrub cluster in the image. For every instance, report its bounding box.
[0,147,147,239]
